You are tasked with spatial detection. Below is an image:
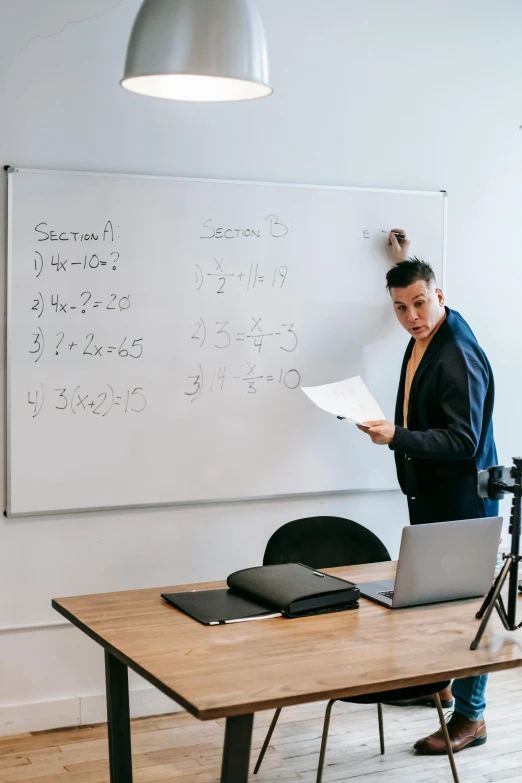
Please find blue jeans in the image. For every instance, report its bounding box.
[452,675,487,721]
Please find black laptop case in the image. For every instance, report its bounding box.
[227,563,360,617]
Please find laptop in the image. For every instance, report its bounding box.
[358,516,502,609]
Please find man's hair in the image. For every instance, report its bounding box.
[385,256,436,291]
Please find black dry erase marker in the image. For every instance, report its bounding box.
[382,230,406,240]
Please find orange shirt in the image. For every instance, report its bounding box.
[403,314,446,427]
[403,340,428,426]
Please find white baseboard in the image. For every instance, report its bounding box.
[0,696,81,736]
[0,687,181,736]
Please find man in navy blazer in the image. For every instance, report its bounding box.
[358,229,498,756]
[392,287,498,526]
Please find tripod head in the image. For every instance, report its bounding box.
[478,457,522,503]
[472,457,522,647]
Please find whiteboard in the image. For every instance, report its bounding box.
[7,168,446,516]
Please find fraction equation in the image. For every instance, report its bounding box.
[32,250,122,277]
[185,364,301,400]
[29,329,143,362]
[191,317,298,353]
[27,384,146,418]
[195,259,288,294]
[31,292,131,317]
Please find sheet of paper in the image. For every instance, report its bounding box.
[301,376,385,425]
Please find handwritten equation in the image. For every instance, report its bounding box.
[31,291,131,317]
[196,259,288,294]
[185,364,301,400]
[27,384,146,418]
[33,251,122,277]
[191,317,298,353]
[29,329,143,362]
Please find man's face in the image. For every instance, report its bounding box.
[390,279,445,340]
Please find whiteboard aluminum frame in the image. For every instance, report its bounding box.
[5,167,447,517]
[6,169,14,518]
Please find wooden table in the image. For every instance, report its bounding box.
[52,561,522,783]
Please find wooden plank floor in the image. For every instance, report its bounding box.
[1,669,521,783]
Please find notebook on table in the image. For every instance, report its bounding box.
[162,562,360,625]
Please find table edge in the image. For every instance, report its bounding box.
[52,598,522,721]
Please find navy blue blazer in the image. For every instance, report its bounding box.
[390,308,498,515]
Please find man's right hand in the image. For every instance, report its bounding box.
[387,228,410,264]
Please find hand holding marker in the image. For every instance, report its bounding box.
[385,228,410,262]
[382,230,406,239]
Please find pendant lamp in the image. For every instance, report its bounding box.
[121,0,272,101]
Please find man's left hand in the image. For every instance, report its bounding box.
[356,420,396,445]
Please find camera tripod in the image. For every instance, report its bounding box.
[471,457,522,650]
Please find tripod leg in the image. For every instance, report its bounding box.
[476,556,511,619]
[471,559,511,650]
[494,593,510,630]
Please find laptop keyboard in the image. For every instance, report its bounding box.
[378,590,395,599]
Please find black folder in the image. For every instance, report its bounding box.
[162,563,359,625]
[161,589,282,625]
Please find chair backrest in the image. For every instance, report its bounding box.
[263,516,391,569]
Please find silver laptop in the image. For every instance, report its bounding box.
[358,517,502,609]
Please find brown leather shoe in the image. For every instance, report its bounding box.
[414,711,487,755]
[383,685,453,709]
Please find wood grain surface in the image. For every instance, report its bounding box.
[52,562,522,720]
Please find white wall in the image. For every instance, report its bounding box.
[1,0,521,734]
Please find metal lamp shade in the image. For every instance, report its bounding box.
[121,0,272,101]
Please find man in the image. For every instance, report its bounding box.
[357,229,498,755]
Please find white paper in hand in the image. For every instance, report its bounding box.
[301,376,385,426]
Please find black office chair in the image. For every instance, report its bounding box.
[254,516,459,783]
[262,515,391,568]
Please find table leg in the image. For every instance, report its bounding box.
[105,651,133,783]
[220,713,254,783]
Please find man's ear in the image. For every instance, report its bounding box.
[436,287,445,306]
